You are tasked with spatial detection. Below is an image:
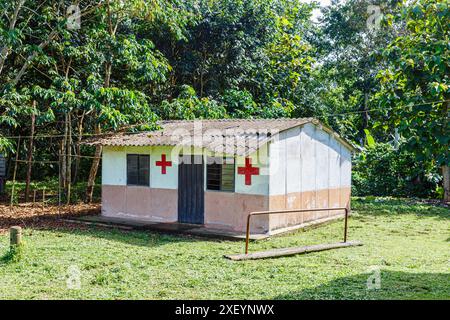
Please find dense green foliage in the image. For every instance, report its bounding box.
[0,0,448,200]
[376,0,449,168]
[0,197,449,299]
[352,143,441,198]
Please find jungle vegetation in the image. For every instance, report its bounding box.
[0,0,448,201]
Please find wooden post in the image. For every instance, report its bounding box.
[61,115,67,191]
[9,136,21,209]
[33,189,36,205]
[66,112,72,205]
[25,104,35,202]
[58,151,61,208]
[344,207,349,243]
[10,226,22,248]
[42,187,46,209]
[86,124,102,203]
[72,110,85,184]
[443,165,449,204]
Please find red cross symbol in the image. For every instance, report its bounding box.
[238,157,259,186]
[156,154,172,174]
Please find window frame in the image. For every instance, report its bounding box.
[126,154,150,187]
[206,156,235,192]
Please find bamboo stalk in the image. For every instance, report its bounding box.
[9,136,21,209]
[42,187,45,210]
[25,104,36,202]
[66,112,72,205]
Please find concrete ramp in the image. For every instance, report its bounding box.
[225,240,363,261]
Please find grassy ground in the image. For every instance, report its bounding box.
[0,197,448,300]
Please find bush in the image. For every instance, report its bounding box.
[352,143,441,198]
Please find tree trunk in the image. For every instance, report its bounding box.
[10,136,21,208]
[6,4,105,86]
[24,103,35,202]
[85,125,102,203]
[85,63,110,203]
[11,30,58,87]
[443,165,449,203]
[66,112,72,204]
[61,113,68,190]
[0,0,25,76]
[442,101,449,203]
[72,111,85,184]
[85,0,113,203]
[360,92,370,147]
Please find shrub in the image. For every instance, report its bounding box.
[352,143,441,198]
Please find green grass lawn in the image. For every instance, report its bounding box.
[0,198,448,300]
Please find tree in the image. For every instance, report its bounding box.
[318,0,399,144]
[156,85,227,119]
[0,1,185,202]
[254,0,318,118]
[376,0,449,201]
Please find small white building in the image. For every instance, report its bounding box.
[89,118,354,234]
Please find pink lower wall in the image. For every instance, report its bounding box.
[204,191,269,233]
[268,187,351,231]
[102,185,178,222]
[102,185,269,233]
[101,185,350,234]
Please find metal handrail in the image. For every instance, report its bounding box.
[245,206,349,254]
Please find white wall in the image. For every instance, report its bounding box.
[329,134,341,189]
[102,144,270,195]
[150,146,178,189]
[285,127,302,195]
[102,147,125,186]
[235,144,269,195]
[340,145,352,188]
[300,123,316,194]
[269,123,352,196]
[102,145,178,189]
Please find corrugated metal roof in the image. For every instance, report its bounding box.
[84,118,354,155]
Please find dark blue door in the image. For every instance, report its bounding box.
[178,155,204,224]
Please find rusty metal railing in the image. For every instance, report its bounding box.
[245,207,349,254]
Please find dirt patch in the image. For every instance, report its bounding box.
[0,203,101,234]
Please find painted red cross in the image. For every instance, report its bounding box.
[238,157,260,186]
[156,154,172,174]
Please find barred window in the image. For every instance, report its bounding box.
[127,154,150,186]
[207,157,235,192]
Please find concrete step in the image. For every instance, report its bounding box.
[62,215,269,241]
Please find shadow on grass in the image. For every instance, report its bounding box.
[44,225,206,248]
[0,245,24,265]
[352,197,450,220]
[275,270,450,300]
[1,224,226,252]
[0,251,14,264]
[1,204,210,247]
